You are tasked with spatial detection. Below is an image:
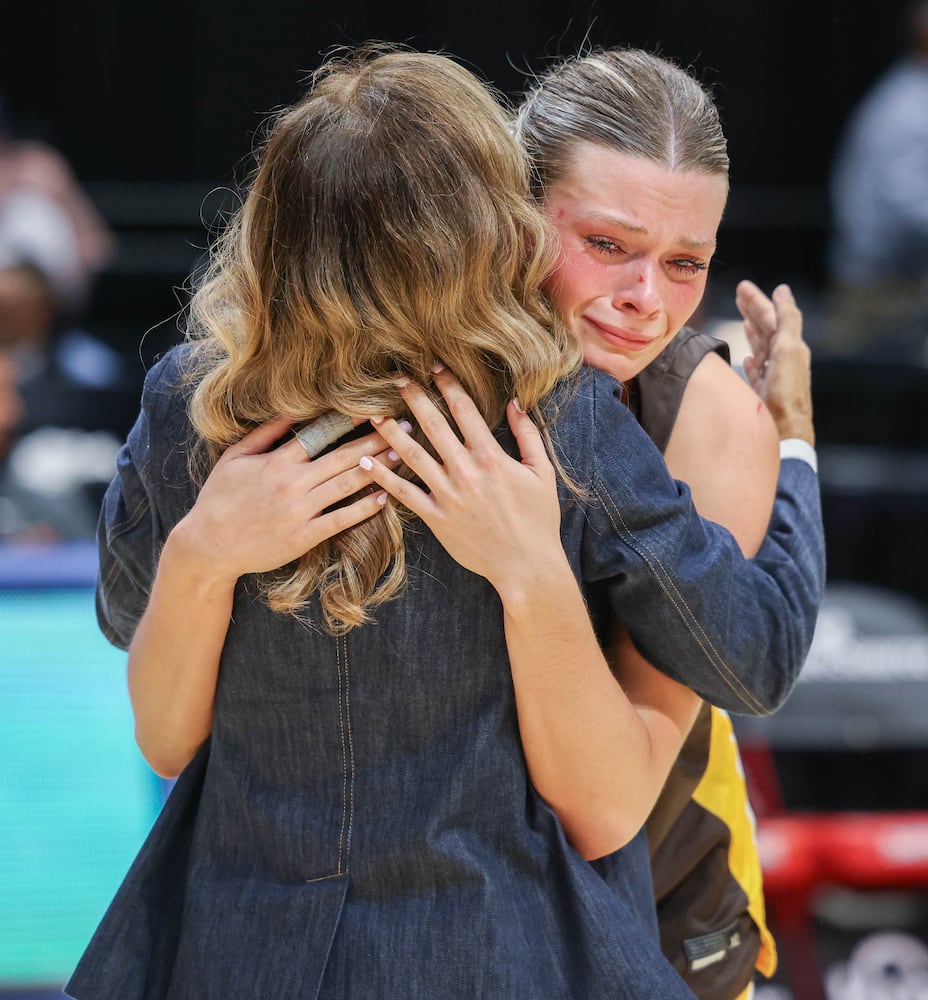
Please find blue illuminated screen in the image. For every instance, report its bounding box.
[0,544,163,991]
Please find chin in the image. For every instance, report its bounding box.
[584,347,644,384]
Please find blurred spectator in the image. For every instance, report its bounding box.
[0,347,105,542]
[0,194,136,443]
[824,0,928,362]
[0,95,136,542]
[0,93,114,316]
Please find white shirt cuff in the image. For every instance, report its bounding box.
[780,438,818,473]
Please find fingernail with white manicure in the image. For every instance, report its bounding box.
[398,420,412,433]
[359,456,374,470]
[376,492,388,505]
[388,450,399,462]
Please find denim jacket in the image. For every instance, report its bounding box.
[67,347,824,999]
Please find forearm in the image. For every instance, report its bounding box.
[127,519,236,778]
[499,555,695,860]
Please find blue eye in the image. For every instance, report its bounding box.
[586,236,624,257]
[669,259,709,276]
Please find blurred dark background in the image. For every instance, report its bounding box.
[2,5,928,997]
[5,0,927,603]
[0,0,910,358]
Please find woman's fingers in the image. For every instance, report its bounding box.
[741,354,762,392]
[308,446,400,512]
[735,279,776,364]
[302,426,397,481]
[370,414,447,493]
[226,416,294,458]
[430,365,499,452]
[276,424,391,470]
[307,489,389,546]
[506,399,552,479]
[359,453,437,523]
[392,375,468,462]
[770,284,804,352]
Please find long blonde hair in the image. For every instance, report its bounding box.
[184,46,581,632]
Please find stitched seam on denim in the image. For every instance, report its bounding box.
[591,476,764,714]
[335,635,348,876]
[99,545,143,628]
[100,449,153,603]
[100,552,122,595]
[304,871,348,885]
[98,457,156,633]
[107,454,153,543]
[596,477,763,713]
[592,478,738,705]
[342,634,355,870]
[594,475,757,711]
[98,619,123,647]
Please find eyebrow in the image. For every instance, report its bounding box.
[584,210,717,252]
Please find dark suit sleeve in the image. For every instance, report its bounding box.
[95,348,196,650]
[573,371,825,716]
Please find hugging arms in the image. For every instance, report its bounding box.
[74,47,825,1000]
[112,275,821,861]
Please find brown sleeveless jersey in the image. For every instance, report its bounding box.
[629,327,776,999]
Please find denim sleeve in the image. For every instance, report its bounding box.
[572,371,825,716]
[95,350,192,650]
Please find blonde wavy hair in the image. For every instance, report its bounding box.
[183,46,582,632]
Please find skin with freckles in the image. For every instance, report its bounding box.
[543,143,729,384]
[541,145,778,554]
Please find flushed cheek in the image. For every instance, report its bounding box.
[544,252,601,313]
[665,280,707,329]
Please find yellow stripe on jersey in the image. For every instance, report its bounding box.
[691,707,777,979]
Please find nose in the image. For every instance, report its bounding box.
[611,261,662,318]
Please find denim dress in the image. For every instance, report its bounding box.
[66,347,824,999]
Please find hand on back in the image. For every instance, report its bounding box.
[177,417,397,582]
[356,365,567,600]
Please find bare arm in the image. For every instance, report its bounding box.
[361,369,700,859]
[127,420,395,778]
[664,350,779,556]
[361,290,809,856]
[501,342,779,853]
